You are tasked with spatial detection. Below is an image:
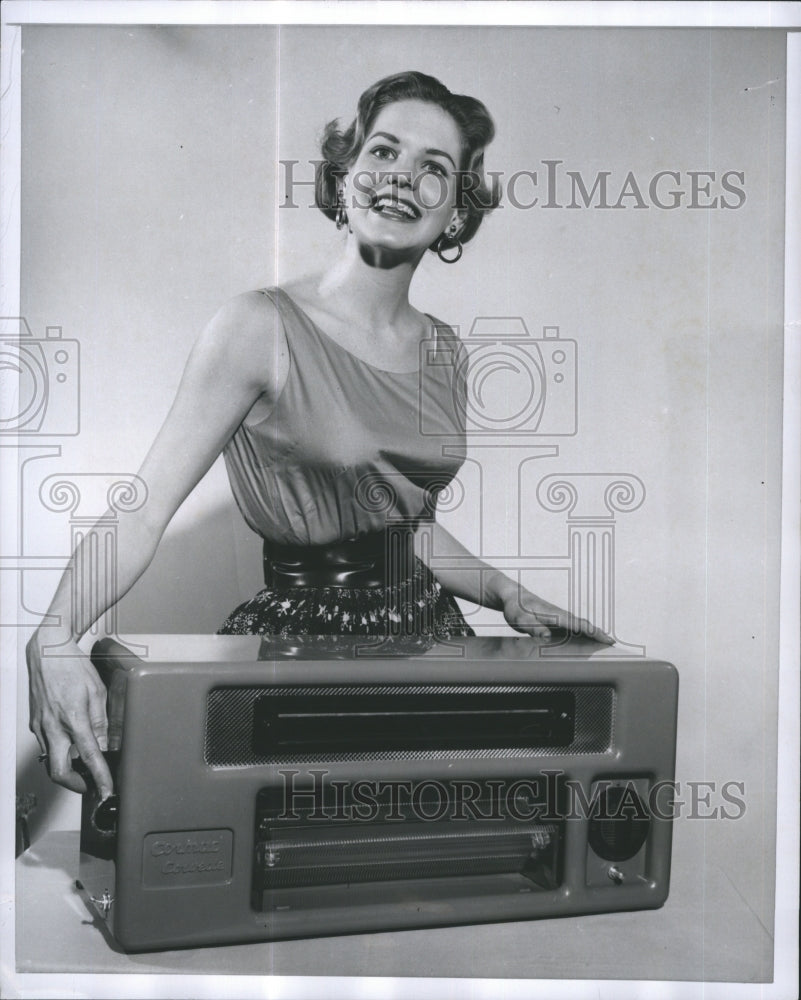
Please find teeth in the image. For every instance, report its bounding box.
[374,197,417,219]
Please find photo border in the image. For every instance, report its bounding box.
[1,3,798,999]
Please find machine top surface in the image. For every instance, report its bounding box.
[95,631,652,665]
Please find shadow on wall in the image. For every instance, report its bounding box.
[17,500,263,845]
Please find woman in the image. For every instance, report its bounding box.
[26,71,610,801]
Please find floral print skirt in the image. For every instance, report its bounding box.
[217,557,474,639]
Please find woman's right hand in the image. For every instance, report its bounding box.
[26,630,114,798]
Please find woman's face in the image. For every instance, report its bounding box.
[341,99,465,258]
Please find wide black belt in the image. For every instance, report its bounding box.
[263,530,416,589]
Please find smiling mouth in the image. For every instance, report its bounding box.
[370,194,421,221]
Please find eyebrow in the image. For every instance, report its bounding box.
[367,131,457,169]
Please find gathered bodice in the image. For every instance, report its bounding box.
[222,287,467,545]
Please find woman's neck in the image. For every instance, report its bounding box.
[316,239,423,330]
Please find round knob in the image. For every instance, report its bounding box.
[91,795,119,837]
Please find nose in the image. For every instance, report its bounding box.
[388,169,412,189]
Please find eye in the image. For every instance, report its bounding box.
[370,145,397,161]
[422,160,449,178]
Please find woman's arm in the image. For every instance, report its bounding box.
[415,519,612,643]
[26,291,287,796]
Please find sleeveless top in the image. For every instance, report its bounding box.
[222,287,467,546]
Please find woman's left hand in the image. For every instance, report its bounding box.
[500,587,614,644]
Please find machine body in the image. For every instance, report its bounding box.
[77,633,678,952]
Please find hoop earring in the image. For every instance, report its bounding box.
[436,232,463,264]
[335,203,348,231]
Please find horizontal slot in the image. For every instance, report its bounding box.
[252,691,574,754]
[254,819,561,893]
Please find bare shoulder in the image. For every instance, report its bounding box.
[205,289,285,352]
[198,290,289,397]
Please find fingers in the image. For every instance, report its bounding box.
[39,687,112,796]
[29,716,47,755]
[522,597,608,643]
[106,689,125,751]
[29,642,113,794]
[526,608,559,641]
[511,620,553,640]
[43,730,87,794]
[509,617,554,640]
[71,726,114,801]
[87,682,109,753]
[28,670,46,754]
[39,719,113,798]
[566,613,614,644]
[506,585,616,645]
[511,595,614,645]
[67,688,113,798]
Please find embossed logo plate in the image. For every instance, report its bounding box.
[142,829,233,887]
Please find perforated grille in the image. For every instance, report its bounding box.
[204,684,614,766]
